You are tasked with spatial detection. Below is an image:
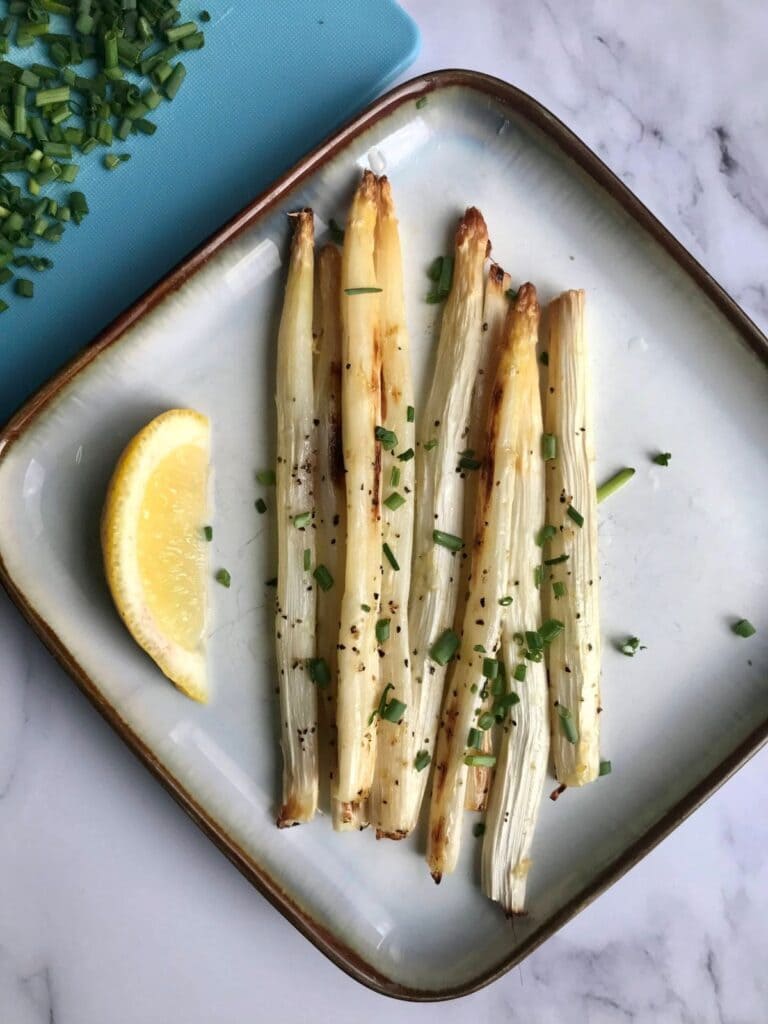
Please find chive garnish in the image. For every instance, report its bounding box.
[423,438,438,451]
[619,636,645,657]
[536,524,556,546]
[464,753,496,768]
[652,452,672,467]
[407,405,415,422]
[345,286,382,295]
[313,564,333,591]
[429,628,459,666]
[544,553,569,566]
[292,511,311,529]
[732,619,756,638]
[478,712,495,730]
[506,287,519,302]
[426,254,453,303]
[498,596,513,606]
[539,619,565,645]
[458,454,482,471]
[390,466,401,488]
[513,664,526,683]
[15,278,33,298]
[556,705,579,744]
[426,257,443,282]
[303,549,311,571]
[375,425,398,450]
[482,657,498,679]
[599,759,612,776]
[398,447,415,462]
[384,491,406,511]
[372,683,407,725]
[467,727,482,748]
[215,568,231,588]
[473,644,486,653]
[566,505,584,527]
[493,692,520,717]
[472,822,486,837]
[308,658,330,688]
[376,618,391,644]
[202,525,213,541]
[416,96,428,109]
[361,603,371,612]
[553,581,567,598]
[382,543,400,571]
[596,467,635,503]
[414,750,431,772]
[541,433,557,460]
[256,497,267,514]
[525,630,543,652]
[534,565,543,587]
[256,469,276,486]
[433,529,463,551]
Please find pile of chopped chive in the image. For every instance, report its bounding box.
[0,0,208,311]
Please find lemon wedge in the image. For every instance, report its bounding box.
[101,409,211,702]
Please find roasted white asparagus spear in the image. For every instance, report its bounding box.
[393,208,489,835]
[335,171,383,805]
[482,290,550,912]
[369,177,417,838]
[463,263,510,813]
[275,210,318,827]
[544,290,601,787]
[427,283,540,881]
[314,243,368,831]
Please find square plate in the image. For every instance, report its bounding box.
[0,71,766,1001]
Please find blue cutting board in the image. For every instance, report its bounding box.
[0,1,419,421]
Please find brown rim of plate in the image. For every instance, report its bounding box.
[0,70,766,1002]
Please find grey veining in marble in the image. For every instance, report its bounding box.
[1,1,766,1021]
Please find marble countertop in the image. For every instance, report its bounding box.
[1,1,766,1021]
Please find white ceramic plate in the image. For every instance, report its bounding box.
[0,71,766,1000]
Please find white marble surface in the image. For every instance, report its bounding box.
[1,1,767,1020]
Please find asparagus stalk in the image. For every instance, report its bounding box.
[482,290,549,912]
[390,208,489,835]
[369,177,417,838]
[335,171,383,805]
[463,263,510,813]
[544,289,601,786]
[314,243,368,831]
[275,210,318,827]
[427,283,541,882]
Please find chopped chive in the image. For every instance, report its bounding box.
[433,529,463,551]
[375,618,391,644]
[390,465,401,488]
[652,452,672,467]
[498,596,513,606]
[473,644,486,653]
[596,467,635,503]
[215,568,231,588]
[377,683,406,724]
[416,96,428,109]
[619,636,645,657]
[506,287,519,301]
[308,657,330,689]
[732,619,756,638]
[426,256,443,281]
[14,278,33,298]
[382,542,400,570]
[398,447,415,462]
[541,433,557,460]
[384,491,406,511]
[599,759,612,776]
[375,425,398,450]
[361,603,371,613]
[313,564,334,591]
[429,628,459,666]
[534,565,544,588]
[556,705,579,744]
[478,712,495,730]
[255,497,267,514]
[472,822,486,837]
[525,630,543,652]
[423,438,438,451]
[458,454,482,471]
[406,405,415,422]
[165,63,187,101]
[482,657,498,679]
[553,580,567,598]
[256,469,276,486]
[464,753,496,768]
[437,255,453,296]
[525,648,543,663]
[202,525,213,542]
[467,727,482,748]
[292,511,311,529]
[536,524,556,546]
[414,750,431,772]
[345,286,382,295]
[513,663,526,682]
[493,692,520,718]
[539,619,565,645]
[328,217,344,244]
[199,10,212,22]
[566,505,584,527]
[303,548,311,571]
[512,633,524,646]
[544,553,569,566]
